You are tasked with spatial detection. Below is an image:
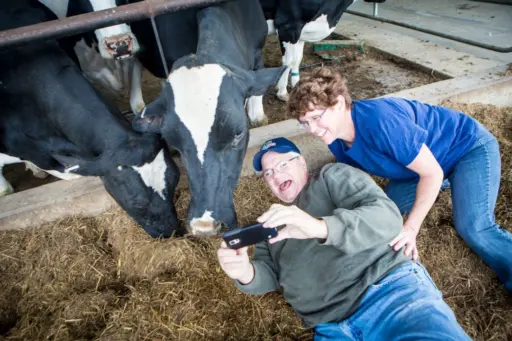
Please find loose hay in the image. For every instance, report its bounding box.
[0,102,511,340]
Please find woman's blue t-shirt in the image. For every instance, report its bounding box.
[328,97,488,180]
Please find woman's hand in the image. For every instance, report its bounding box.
[389,224,420,261]
[257,204,328,244]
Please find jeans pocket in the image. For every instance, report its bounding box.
[412,263,443,297]
[369,263,420,290]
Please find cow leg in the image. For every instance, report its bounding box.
[247,50,268,126]
[0,166,14,196]
[276,41,305,102]
[129,59,146,114]
[246,96,267,127]
[290,41,305,88]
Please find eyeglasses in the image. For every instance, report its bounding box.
[262,156,300,178]
[298,108,328,128]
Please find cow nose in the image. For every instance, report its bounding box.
[103,34,134,59]
[189,212,224,236]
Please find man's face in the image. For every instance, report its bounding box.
[261,151,309,203]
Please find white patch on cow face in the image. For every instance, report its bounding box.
[300,14,335,42]
[89,0,140,59]
[168,64,226,165]
[131,149,167,200]
[190,210,215,234]
[38,0,70,19]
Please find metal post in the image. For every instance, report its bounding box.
[373,2,378,17]
[0,0,230,50]
[149,15,170,76]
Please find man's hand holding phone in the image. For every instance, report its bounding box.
[217,204,327,284]
[257,204,328,244]
[217,241,255,285]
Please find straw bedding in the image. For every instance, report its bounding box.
[0,102,510,340]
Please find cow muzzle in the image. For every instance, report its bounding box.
[103,34,135,59]
[189,214,227,237]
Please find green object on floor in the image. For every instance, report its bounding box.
[313,40,366,61]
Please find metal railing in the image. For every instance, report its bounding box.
[0,0,230,50]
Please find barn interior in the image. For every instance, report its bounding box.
[0,0,511,340]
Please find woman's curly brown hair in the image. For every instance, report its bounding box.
[287,67,352,119]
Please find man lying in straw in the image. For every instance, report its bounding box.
[217,137,470,340]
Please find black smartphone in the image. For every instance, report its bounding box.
[222,223,279,249]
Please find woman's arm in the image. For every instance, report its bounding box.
[405,144,444,230]
[390,144,444,260]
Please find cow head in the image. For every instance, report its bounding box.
[53,140,181,238]
[131,60,286,236]
[72,0,140,59]
[100,148,182,238]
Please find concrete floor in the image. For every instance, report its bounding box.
[335,13,512,77]
[335,0,512,77]
[348,0,512,50]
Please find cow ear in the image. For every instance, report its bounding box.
[52,154,111,176]
[132,99,166,133]
[246,66,287,97]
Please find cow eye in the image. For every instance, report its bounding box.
[231,132,244,148]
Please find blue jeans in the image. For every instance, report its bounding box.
[385,134,512,292]
[314,262,470,341]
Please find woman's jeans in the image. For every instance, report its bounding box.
[314,262,470,341]
[384,133,512,293]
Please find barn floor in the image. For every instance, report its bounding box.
[0,102,510,341]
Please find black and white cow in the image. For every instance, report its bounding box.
[34,0,141,103]
[260,0,355,101]
[115,0,286,236]
[36,0,160,116]
[38,0,140,59]
[0,1,180,238]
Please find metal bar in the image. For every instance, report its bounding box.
[373,2,378,17]
[0,0,230,50]
[150,15,169,76]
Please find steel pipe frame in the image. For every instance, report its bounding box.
[0,0,231,51]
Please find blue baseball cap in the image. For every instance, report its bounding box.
[253,137,301,172]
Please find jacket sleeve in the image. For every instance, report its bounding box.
[235,241,280,295]
[319,164,403,254]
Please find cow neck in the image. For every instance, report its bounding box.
[195,7,232,66]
